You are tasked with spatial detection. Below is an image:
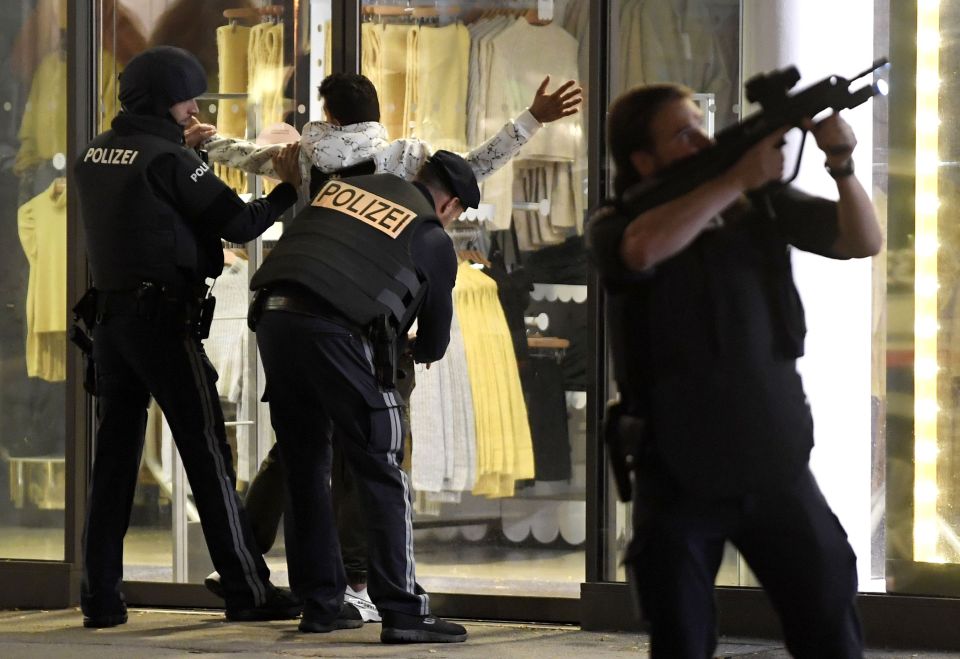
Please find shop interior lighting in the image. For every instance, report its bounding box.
[914,0,940,562]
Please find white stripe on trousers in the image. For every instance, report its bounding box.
[361,336,426,614]
[184,337,267,605]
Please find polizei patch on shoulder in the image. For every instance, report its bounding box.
[311,180,416,239]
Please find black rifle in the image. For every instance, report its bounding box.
[619,58,889,216]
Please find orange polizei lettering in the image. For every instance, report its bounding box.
[311,180,415,239]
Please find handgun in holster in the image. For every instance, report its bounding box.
[369,314,398,390]
[603,401,648,502]
[70,288,99,395]
[193,294,216,340]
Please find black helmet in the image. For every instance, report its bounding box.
[119,46,207,117]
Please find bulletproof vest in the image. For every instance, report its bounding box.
[75,130,215,290]
[251,173,436,328]
[308,159,377,198]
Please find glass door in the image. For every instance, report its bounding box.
[0,0,71,564]
[92,0,332,593]
[356,0,591,598]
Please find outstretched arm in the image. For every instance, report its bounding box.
[464,76,583,181]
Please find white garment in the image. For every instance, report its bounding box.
[410,309,475,496]
[203,110,542,192]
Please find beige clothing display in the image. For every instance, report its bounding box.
[481,18,582,232]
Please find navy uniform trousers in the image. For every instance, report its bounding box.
[255,308,428,620]
[627,466,863,659]
[83,310,272,615]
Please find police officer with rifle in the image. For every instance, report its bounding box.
[247,151,475,643]
[72,46,302,628]
[588,62,885,657]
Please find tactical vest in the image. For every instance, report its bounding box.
[74,130,219,290]
[251,173,436,328]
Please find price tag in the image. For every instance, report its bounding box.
[537,0,554,22]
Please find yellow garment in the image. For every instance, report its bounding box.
[214,162,248,195]
[248,22,285,193]
[18,180,67,382]
[98,49,122,129]
[15,51,66,175]
[217,23,251,138]
[379,24,412,140]
[455,264,534,498]
[410,24,469,152]
[248,22,285,127]
[325,21,333,76]
[361,22,382,91]
[16,49,121,174]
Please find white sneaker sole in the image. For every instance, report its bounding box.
[344,593,381,622]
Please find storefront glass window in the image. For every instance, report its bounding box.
[604,0,893,594]
[355,0,590,598]
[0,0,70,562]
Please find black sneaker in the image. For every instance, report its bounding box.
[204,571,224,599]
[380,610,467,643]
[298,601,364,633]
[82,611,128,629]
[225,586,303,622]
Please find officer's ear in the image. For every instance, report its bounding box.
[436,194,462,226]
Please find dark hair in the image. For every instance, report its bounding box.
[607,83,691,197]
[413,160,453,200]
[318,73,380,125]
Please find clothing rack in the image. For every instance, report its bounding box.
[461,4,553,26]
[361,5,451,24]
[223,8,258,25]
[258,5,284,23]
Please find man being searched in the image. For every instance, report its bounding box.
[192,70,581,621]
[189,70,581,195]
[72,46,302,628]
[587,84,881,657]
[246,150,478,643]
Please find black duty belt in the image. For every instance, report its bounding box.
[262,285,364,333]
[95,282,206,318]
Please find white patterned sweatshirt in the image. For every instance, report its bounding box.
[201,110,543,190]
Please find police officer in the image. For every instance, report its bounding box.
[249,151,476,642]
[588,84,881,657]
[73,46,302,628]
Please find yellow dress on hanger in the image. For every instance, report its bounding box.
[17,180,68,382]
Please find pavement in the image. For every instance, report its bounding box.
[0,608,957,658]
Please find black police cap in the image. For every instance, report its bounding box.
[427,150,481,209]
[119,46,207,117]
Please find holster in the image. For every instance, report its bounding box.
[603,401,648,502]
[368,315,398,390]
[70,288,99,395]
[248,288,267,331]
[193,294,216,340]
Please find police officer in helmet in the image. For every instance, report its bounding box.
[249,151,476,642]
[73,45,302,628]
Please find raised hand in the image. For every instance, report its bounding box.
[528,76,583,124]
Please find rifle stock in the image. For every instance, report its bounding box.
[619,58,889,216]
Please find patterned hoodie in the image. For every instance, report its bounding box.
[201,110,542,192]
